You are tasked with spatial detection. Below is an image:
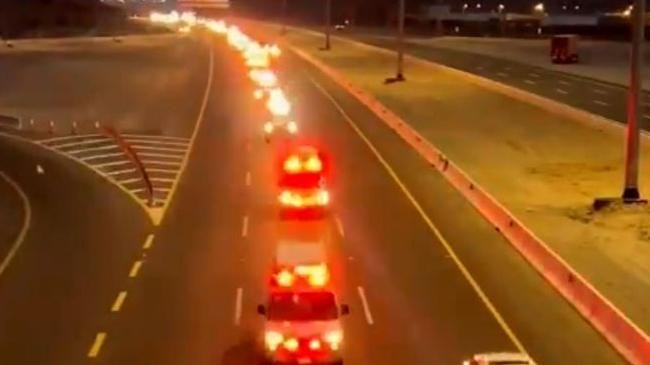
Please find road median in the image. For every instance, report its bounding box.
[246,22,650,364]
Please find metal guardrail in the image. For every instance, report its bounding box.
[101,126,155,207]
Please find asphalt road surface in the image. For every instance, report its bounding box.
[0,30,626,365]
[91,30,623,365]
[347,33,650,131]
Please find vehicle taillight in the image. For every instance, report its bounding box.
[283,156,301,173]
[324,330,342,350]
[308,339,322,350]
[307,265,329,287]
[265,331,284,351]
[284,337,299,352]
[304,156,322,172]
[276,269,295,287]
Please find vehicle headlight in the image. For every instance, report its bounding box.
[265,331,284,351]
[324,330,342,350]
[287,121,298,134]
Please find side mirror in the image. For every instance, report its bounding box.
[257,304,266,315]
[340,304,350,316]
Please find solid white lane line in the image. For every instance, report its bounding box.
[241,216,249,238]
[150,177,175,184]
[357,286,374,325]
[81,152,125,162]
[132,145,186,153]
[106,168,137,176]
[145,168,178,174]
[334,215,345,237]
[309,75,527,352]
[234,287,243,326]
[143,234,154,249]
[87,332,107,358]
[137,152,183,160]
[558,80,571,86]
[141,160,182,167]
[523,79,536,85]
[0,172,32,277]
[67,144,119,154]
[593,100,609,107]
[129,260,143,278]
[497,72,509,77]
[245,171,251,186]
[52,138,110,149]
[95,160,131,169]
[111,291,127,312]
[118,178,142,185]
[555,88,569,95]
[121,134,190,142]
[40,133,102,144]
[124,139,189,147]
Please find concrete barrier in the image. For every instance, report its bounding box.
[290,45,650,365]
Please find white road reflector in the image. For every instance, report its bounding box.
[36,165,44,175]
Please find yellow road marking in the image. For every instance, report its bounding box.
[129,260,143,278]
[87,332,107,358]
[111,291,127,312]
[143,234,154,249]
[309,75,528,354]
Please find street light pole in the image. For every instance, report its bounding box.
[323,0,331,50]
[623,0,645,201]
[396,0,405,81]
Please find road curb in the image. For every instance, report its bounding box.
[289,45,650,365]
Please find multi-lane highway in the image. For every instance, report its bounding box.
[0,23,627,365]
[346,33,650,131]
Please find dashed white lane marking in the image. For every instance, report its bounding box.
[36,165,45,175]
[357,286,374,325]
[67,144,118,154]
[234,287,243,326]
[87,332,107,358]
[593,100,609,107]
[241,215,249,238]
[555,88,569,95]
[129,260,143,278]
[111,291,127,312]
[0,172,32,278]
[528,72,540,78]
[523,79,536,85]
[81,152,125,162]
[245,171,251,186]
[475,65,484,71]
[497,72,509,77]
[334,215,345,237]
[558,80,571,86]
[594,89,608,95]
[504,66,512,71]
[143,234,154,249]
[643,114,650,120]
